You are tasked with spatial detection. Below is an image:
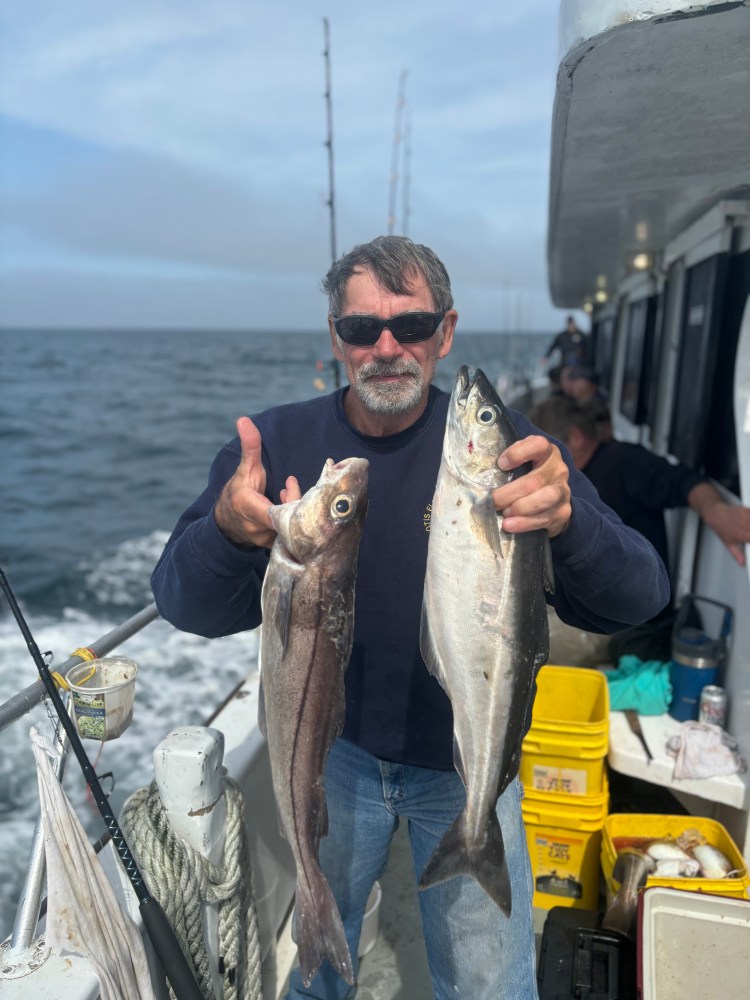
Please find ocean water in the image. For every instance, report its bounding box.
[0,326,549,937]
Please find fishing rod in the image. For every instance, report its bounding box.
[0,566,204,1000]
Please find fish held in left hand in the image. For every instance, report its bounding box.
[419,365,553,917]
[259,456,369,987]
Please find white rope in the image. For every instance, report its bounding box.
[120,776,262,1000]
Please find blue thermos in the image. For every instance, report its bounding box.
[669,595,732,722]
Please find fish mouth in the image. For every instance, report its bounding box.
[453,366,493,408]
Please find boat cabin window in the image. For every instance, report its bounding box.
[619,295,658,426]
[703,248,750,492]
[592,315,615,393]
[668,254,728,471]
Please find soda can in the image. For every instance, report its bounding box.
[699,685,727,729]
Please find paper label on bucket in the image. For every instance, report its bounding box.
[531,764,588,795]
[532,833,585,899]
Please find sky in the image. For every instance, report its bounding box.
[0,1,582,333]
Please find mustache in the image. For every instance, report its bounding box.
[358,359,422,380]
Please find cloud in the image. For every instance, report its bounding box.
[0,1,574,331]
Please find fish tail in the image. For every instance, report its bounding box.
[295,877,355,988]
[418,810,512,918]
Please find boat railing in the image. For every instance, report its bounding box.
[0,602,160,959]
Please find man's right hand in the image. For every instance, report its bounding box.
[214,417,301,549]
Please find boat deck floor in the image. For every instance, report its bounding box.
[282,820,544,998]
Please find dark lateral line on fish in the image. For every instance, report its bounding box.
[188,791,224,817]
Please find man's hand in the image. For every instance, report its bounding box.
[492,435,571,538]
[688,482,750,567]
[214,417,301,549]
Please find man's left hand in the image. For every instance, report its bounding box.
[492,435,571,538]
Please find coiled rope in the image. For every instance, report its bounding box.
[120,776,262,1000]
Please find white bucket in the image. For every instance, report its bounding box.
[66,657,138,741]
[358,881,382,957]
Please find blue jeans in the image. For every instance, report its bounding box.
[285,738,538,1000]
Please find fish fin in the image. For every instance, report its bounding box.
[295,877,355,988]
[420,603,450,691]
[470,493,505,556]
[543,536,555,594]
[418,809,511,918]
[270,574,296,656]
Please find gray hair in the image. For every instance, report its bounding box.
[321,235,454,317]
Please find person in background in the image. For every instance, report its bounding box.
[528,395,750,572]
[559,366,611,440]
[545,314,590,368]
[152,236,669,1000]
[546,363,565,398]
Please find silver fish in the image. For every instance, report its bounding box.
[691,843,739,878]
[653,858,700,878]
[602,849,656,938]
[419,366,553,916]
[259,457,369,987]
[646,840,693,863]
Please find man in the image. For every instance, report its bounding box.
[559,365,611,439]
[152,236,668,1000]
[545,314,590,368]
[528,395,750,571]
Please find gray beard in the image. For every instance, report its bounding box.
[353,359,428,415]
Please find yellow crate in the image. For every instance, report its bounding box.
[529,665,610,736]
[601,813,750,902]
[522,775,609,911]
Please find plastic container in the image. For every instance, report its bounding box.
[522,773,609,911]
[66,657,138,741]
[520,730,608,796]
[601,813,749,903]
[668,595,732,723]
[638,887,750,1000]
[529,666,610,735]
[521,665,610,795]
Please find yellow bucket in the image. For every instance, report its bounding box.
[522,774,609,911]
[601,813,750,903]
[530,665,609,733]
[521,665,610,795]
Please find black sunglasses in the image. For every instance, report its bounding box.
[333,310,446,346]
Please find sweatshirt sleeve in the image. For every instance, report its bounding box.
[512,412,671,632]
[620,445,707,509]
[150,440,269,638]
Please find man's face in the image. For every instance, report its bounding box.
[328,266,456,431]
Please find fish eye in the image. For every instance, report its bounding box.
[477,406,496,425]
[331,494,353,518]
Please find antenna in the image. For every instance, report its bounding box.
[387,70,408,235]
[322,18,337,264]
[401,107,412,237]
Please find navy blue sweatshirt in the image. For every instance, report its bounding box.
[151,386,669,770]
